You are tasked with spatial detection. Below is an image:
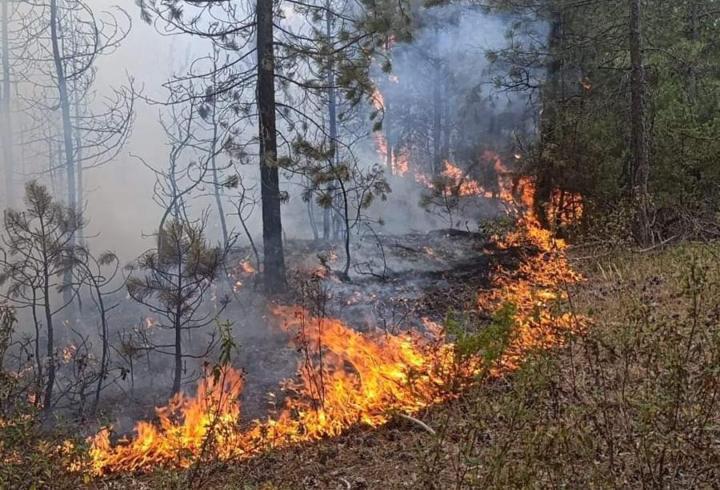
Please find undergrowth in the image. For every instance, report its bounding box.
[415,242,720,488]
[4,242,720,489]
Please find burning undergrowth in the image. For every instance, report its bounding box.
[83,171,585,476]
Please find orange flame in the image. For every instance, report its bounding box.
[86,151,585,477]
[88,310,466,474]
[90,367,245,473]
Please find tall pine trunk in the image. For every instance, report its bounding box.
[630,0,650,244]
[257,0,286,293]
[324,3,337,241]
[1,0,13,208]
[50,0,77,215]
[50,0,77,310]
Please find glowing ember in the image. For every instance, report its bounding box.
[144,317,158,330]
[61,344,77,363]
[239,260,256,275]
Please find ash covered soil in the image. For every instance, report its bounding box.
[99,229,525,436]
[230,229,525,419]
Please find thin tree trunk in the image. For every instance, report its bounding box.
[74,98,84,246]
[630,0,650,244]
[40,217,55,414]
[172,239,183,396]
[1,0,13,208]
[50,0,77,310]
[173,312,182,396]
[324,3,338,242]
[210,51,229,248]
[210,110,228,248]
[432,68,442,177]
[92,284,109,414]
[257,0,286,293]
[43,281,54,414]
[385,101,393,176]
[50,0,76,215]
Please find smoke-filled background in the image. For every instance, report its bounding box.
[3,2,540,262]
[0,0,544,421]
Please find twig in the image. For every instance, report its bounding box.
[398,413,436,435]
[635,235,677,253]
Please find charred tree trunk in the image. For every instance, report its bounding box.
[630,0,651,244]
[257,0,286,293]
[1,0,13,208]
[536,9,565,230]
[384,103,393,175]
[432,68,442,177]
[50,0,77,308]
[40,218,55,415]
[172,309,182,396]
[324,3,338,242]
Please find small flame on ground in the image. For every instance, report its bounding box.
[88,308,465,474]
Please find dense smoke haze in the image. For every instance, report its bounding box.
[0,0,545,418]
[0,0,547,455]
[13,2,540,261]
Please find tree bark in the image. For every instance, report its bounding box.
[50,0,77,214]
[1,0,13,208]
[50,0,78,309]
[630,0,651,244]
[324,3,337,241]
[257,0,286,293]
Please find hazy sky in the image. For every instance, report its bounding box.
[86,3,212,259]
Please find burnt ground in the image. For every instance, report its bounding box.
[91,229,526,436]
[99,229,533,489]
[229,229,526,420]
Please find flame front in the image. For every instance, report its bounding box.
[86,151,585,476]
[88,310,462,474]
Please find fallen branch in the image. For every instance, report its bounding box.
[635,235,677,254]
[398,413,436,435]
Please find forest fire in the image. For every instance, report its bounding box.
[88,307,465,474]
[85,157,585,477]
[90,367,246,472]
[371,87,409,176]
